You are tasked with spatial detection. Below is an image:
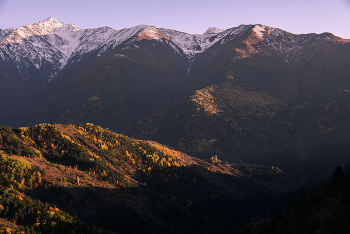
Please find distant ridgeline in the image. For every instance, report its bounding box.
[0,123,302,233]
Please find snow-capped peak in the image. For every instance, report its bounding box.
[252,24,274,39]
[203,27,224,35]
[1,17,78,44]
[40,17,65,28]
[136,26,170,41]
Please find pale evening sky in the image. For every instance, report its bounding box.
[0,0,350,38]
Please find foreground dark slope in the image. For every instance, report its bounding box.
[125,29,350,181]
[0,123,299,233]
[242,164,350,234]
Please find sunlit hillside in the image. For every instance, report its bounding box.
[0,123,299,233]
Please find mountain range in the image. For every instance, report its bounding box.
[1,17,350,182]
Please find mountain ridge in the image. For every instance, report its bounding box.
[0,17,76,44]
[2,17,347,84]
[1,17,350,184]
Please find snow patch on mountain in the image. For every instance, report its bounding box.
[252,24,274,39]
[0,19,253,83]
[204,27,224,35]
[1,18,348,86]
[0,28,15,42]
[253,25,266,38]
[160,25,250,59]
[0,20,148,80]
[93,24,146,56]
[1,17,77,44]
[257,28,342,63]
[114,54,126,57]
[136,26,170,41]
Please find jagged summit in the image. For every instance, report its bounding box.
[1,17,78,44]
[136,25,170,41]
[203,27,224,35]
[40,17,65,28]
[1,17,349,88]
[251,24,274,38]
[0,28,15,42]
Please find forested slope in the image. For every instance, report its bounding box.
[0,123,299,233]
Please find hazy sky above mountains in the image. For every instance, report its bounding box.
[0,0,350,38]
